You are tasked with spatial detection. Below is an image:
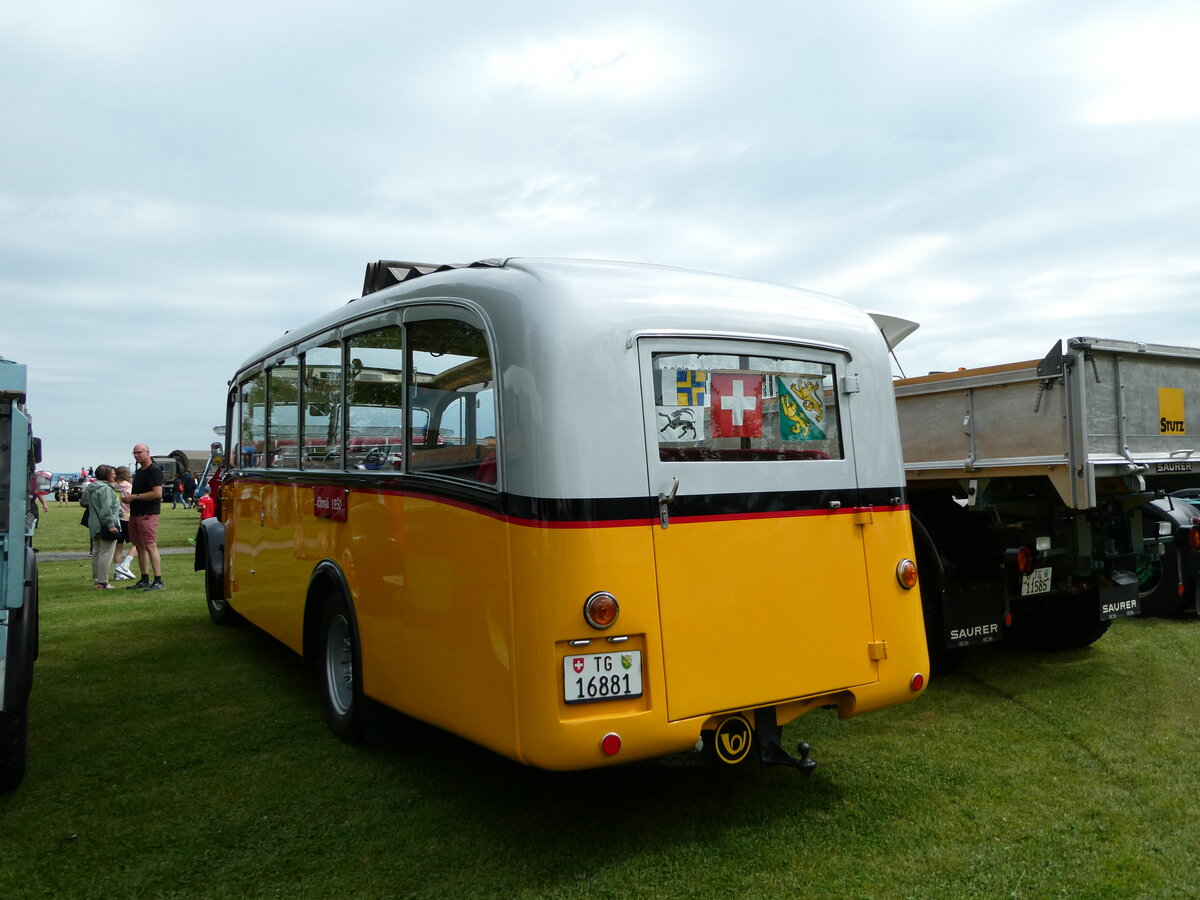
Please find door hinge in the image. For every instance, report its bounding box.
[840,374,861,394]
[853,508,874,526]
[867,640,888,660]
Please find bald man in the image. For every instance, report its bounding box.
[121,443,165,591]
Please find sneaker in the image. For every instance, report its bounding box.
[112,571,133,581]
[126,581,150,591]
[114,564,134,580]
[143,582,166,592]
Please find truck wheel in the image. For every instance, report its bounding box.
[0,706,28,792]
[1136,547,1189,617]
[320,594,366,744]
[1011,593,1112,651]
[205,563,241,626]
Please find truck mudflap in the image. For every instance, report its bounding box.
[941,580,1005,648]
[1099,570,1140,620]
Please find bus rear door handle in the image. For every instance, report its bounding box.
[657,477,680,529]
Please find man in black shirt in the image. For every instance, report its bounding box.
[121,444,166,591]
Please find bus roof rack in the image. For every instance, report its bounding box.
[361,259,505,298]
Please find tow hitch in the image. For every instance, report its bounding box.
[755,708,817,775]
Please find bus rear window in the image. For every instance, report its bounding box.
[652,352,842,461]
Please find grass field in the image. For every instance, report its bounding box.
[4,503,1199,898]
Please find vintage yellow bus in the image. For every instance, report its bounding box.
[195,257,928,772]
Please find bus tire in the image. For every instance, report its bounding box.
[319,594,366,744]
[205,564,241,626]
[0,706,28,793]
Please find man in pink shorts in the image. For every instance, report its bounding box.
[121,444,166,591]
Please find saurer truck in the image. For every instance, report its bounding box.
[887,333,1200,663]
[0,357,39,791]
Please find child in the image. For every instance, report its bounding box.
[197,486,216,520]
[112,465,136,580]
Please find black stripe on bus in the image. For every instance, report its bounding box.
[232,471,906,526]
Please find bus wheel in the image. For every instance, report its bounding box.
[0,706,28,792]
[320,595,366,743]
[205,564,241,626]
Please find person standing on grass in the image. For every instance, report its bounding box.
[121,444,166,592]
[111,465,136,581]
[170,474,185,509]
[83,465,122,589]
[196,485,215,520]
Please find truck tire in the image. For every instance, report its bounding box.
[1010,593,1112,651]
[0,706,28,792]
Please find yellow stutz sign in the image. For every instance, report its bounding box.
[1159,387,1186,435]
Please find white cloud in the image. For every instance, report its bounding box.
[1075,10,1200,123]
[815,234,955,298]
[486,27,690,100]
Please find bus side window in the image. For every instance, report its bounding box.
[267,356,300,468]
[238,372,266,468]
[304,341,344,470]
[408,319,497,485]
[347,325,405,470]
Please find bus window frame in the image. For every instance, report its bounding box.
[266,354,301,469]
[402,303,499,489]
[232,302,498,485]
[345,323,406,471]
[637,335,857,497]
[237,371,267,469]
[301,339,347,471]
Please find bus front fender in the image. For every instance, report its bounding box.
[195,518,225,581]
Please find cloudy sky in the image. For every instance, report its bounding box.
[5,0,1199,475]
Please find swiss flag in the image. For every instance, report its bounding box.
[711,374,763,438]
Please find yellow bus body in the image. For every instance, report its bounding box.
[226,484,926,769]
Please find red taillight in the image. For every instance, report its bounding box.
[896,558,918,590]
[600,732,622,756]
[910,673,925,692]
[1185,526,1200,553]
[584,591,619,629]
[1006,545,1035,575]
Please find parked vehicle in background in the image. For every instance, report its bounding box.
[890,334,1200,664]
[1137,492,1200,616]
[0,356,40,791]
[66,477,88,502]
[149,449,211,501]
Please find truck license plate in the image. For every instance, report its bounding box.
[1021,567,1053,596]
[564,651,643,704]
